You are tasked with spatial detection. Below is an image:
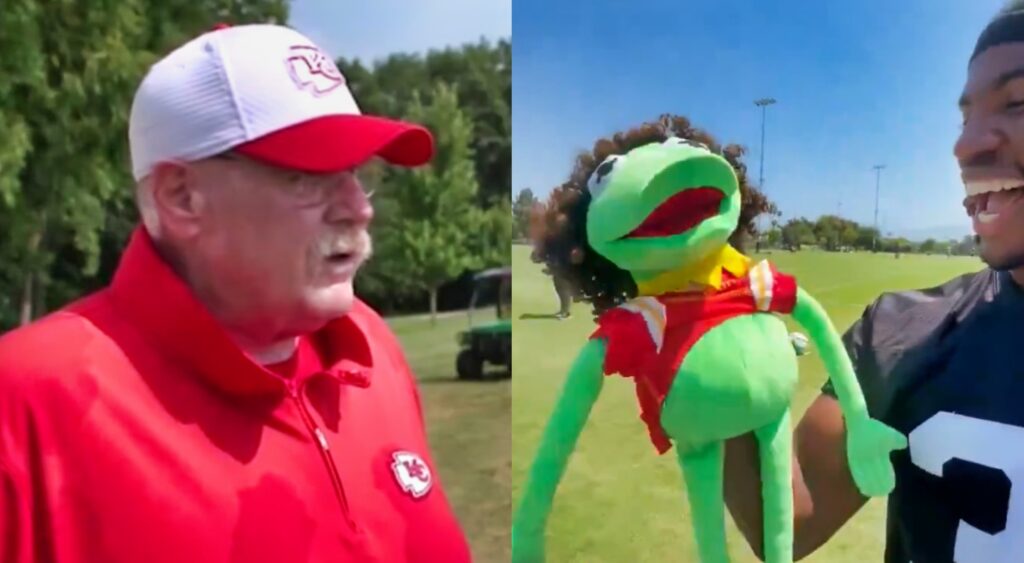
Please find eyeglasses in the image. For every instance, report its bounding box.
[209,152,376,205]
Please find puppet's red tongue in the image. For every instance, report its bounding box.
[625,187,724,238]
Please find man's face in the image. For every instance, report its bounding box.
[957,43,1024,270]
[186,153,374,336]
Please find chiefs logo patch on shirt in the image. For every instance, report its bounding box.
[391,451,432,499]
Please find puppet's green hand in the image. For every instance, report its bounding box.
[511,527,544,563]
[845,414,907,497]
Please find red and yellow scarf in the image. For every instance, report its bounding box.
[591,251,798,453]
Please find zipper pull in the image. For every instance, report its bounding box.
[314,428,330,451]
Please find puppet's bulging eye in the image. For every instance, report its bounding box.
[664,136,711,152]
[587,155,622,198]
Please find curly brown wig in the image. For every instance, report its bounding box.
[529,114,777,317]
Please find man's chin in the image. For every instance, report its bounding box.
[978,240,1024,271]
[303,284,356,322]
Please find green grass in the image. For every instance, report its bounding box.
[511,244,984,562]
[389,309,511,563]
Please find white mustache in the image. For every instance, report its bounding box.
[316,230,372,258]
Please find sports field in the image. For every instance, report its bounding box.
[389,308,511,563]
[511,243,983,562]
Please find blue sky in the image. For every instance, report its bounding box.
[513,0,1008,240]
[289,0,511,65]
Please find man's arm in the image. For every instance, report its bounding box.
[724,394,868,560]
[724,293,893,561]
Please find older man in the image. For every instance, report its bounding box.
[0,24,470,563]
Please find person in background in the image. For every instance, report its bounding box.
[552,273,574,319]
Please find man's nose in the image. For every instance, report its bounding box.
[324,177,374,225]
[955,117,1003,168]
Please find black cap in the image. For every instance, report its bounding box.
[971,10,1024,63]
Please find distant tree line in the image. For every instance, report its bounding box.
[512,188,537,243]
[768,215,976,256]
[0,0,510,331]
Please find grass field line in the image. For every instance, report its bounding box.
[796,269,914,296]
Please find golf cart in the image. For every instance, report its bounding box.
[456,267,511,380]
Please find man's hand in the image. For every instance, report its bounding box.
[845,414,907,497]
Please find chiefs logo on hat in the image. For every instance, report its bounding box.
[391,451,432,499]
[286,45,345,96]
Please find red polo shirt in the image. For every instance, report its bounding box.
[0,228,471,563]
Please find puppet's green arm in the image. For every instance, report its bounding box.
[512,338,606,563]
[790,286,907,497]
[790,287,868,418]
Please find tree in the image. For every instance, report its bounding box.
[467,197,513,269]
[781,217,815,250]
[512,188,538,240]
[839,222,858,249]
[335,40,512,317]
[814,216,839,250]
[371,83,481,324]
[855,225,880,250]
[0,0,152,327]
[952,235,977,256]
[881,237,913,254]
[920,238,937,254]
[812,215,859,251]
[442,39,510,207]
[0,0,288,331]
[765,223,783,247]
[337,38,510,207]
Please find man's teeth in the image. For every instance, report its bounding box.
[965,178,1024,196]
[977,210,999,224]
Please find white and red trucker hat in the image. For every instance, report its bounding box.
[128,23,433,181]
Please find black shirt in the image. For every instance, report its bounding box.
[824,268,1024,563]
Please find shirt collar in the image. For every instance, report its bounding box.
[635,244,751,296]
[108,227,373,396]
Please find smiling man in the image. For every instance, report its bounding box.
[0,24,470,563]
[722,2,1024,562]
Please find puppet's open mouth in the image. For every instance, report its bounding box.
[623,187,724,238]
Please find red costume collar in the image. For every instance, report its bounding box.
[108,227,373,396]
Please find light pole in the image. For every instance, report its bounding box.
[754,98,777,190]
[872,164,886,251]
[754,97,777,247]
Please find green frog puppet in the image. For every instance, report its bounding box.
[513,120,907,563]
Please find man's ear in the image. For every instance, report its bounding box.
[149,161,206,238]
